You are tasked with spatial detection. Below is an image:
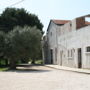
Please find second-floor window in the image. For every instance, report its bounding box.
[51,32,52,36]
[70,23,72,27]
[86,46,90,52]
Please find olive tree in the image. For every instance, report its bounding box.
[0,31,6,65]
[5,26,42,69]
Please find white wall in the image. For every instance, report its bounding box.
[47,22,58,64]
[57,25,90,68]
[46,18,90,68]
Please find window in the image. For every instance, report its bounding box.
[67,49,73,57]
[87,46,90,52]
[85,17,90,23]
[70,23,72,27]
[71,49,73,57]
[51,32,52,36]
[55,48,57,61]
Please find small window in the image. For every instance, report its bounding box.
[68,49,73,57]
[68,50,69,57]
[85,17,90,23]
[51,32,52,36]
[70,23,72,27]
[87,46,90,52]
[71,50,72,57]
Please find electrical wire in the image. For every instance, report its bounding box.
[9,0,25,7]
[0,0,25,13]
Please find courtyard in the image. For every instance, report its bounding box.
[0,65,90,90]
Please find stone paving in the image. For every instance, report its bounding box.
[0,65,90,90]
[45,64,90,74]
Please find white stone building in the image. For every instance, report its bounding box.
[43,15,90,68]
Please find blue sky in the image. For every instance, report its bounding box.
[0,0,90,33]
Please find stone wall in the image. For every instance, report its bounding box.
[57,25,90,68]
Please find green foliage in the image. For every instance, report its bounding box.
[0,8,43,33]
[35,60,43,64]
[5,26,42,69]
[0,7,43,69]
[0,31,5,58]
[0,67,8,71]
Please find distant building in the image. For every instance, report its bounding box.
[43,14,90,68]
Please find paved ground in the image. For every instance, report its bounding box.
[46,64,90,74]
[0,65,90,90]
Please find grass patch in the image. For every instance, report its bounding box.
[35,60,43,64]
[0,67,9,71]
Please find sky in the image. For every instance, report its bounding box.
[0,0,90,34]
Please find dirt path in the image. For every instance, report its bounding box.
[0,65,90,90]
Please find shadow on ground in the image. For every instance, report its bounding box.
[3,64,52,73]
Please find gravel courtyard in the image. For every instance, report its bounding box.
[0,65,90,90]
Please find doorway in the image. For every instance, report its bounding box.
[50,49,53,64]
[60,51,63,65]
[78,48,82,68]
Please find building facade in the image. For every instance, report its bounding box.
[43,14,90,68]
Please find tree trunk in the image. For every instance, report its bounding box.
[5,59,8,66]
[0,60,1,66]
[9,59,16,70]
[31,59,35,64]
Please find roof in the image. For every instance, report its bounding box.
[52,20,70,25]
[47,19,70,31]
